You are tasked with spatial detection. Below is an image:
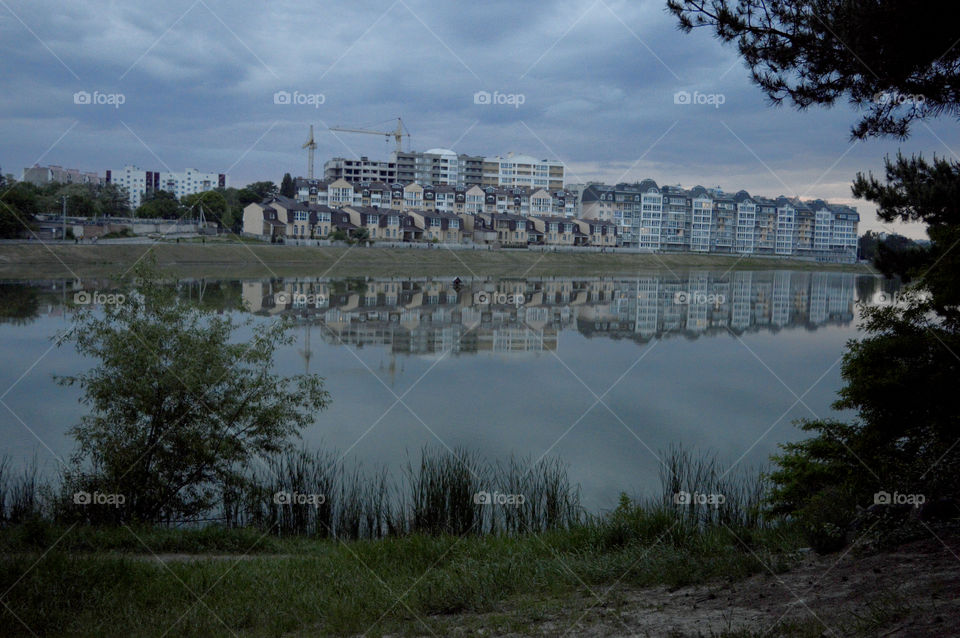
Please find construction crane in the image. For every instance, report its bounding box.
[302,125,317,179]
[328,118,410,154]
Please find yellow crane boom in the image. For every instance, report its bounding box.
[329,118,410,153]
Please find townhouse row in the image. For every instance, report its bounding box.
[295,178,578,218]
[580,181,859,262]
[241,195,618,247]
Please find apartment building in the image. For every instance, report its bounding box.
[323,157,397,183]
[392,149,485,186]
[22,164,102,187]
[580,182,644,244]
[481,153,564,190]
[320,149,563,189]
[105,165,227,209]
[580,180,859,262]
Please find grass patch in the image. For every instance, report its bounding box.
[0,447,805,636]
[0,516,804,637]
[0,243,868,279]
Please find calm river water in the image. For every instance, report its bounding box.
[0,269,899,511]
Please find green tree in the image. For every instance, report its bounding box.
[853,153,960,313]
[217,187,245,232]
[181,190,228,226]
[57,262,331,523]
[96,183,131,217]
[769,156,960,543]
[59,184,99,217]
[280,173,296,198]
[667,0,960,139]
[239,181,278,205]
[0,181,39,238]
[668,0,960,544]
[135,190,181,219]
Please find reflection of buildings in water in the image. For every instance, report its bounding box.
[581,270,856,342]
[239,271,858,354]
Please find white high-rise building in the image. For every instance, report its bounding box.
[106,165,227,209]
[481,153,565,190]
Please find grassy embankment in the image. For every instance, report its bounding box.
[0,448,806,637]
[0,240,870,279]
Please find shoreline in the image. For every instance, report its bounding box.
[0,242,870,280]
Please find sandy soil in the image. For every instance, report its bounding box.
[441,533,960,637]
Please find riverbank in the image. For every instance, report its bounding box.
[0,242,869,279]
[1,522,956,637]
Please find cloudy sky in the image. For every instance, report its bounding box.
[2,0,954,237]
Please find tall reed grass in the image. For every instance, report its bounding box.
[2,445,770,541]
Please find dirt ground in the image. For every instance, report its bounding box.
[440,533,960,637]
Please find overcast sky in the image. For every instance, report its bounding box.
[2,0,954,237]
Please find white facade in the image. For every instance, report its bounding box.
[775,206,796,255]
[108,166,150,208]
[735,201,756,253]
[159,168,224,201]
[814,209,832,250]
[638,189,663,249]
[483,153,564,189]
[690,196,713,252]
[107,165,226,209]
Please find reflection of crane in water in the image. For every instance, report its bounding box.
[378,350,402,387]
[299,321,313,374]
